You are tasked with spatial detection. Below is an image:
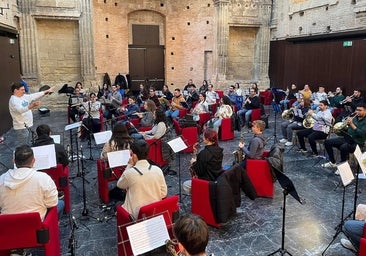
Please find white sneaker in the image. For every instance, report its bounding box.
[340,238,357,252]
[285,142,293,146]
[279,139,287,143]
[321,162,337,168]
[335,169,340,176]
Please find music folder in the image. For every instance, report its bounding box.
[31,144,57,170]
[107,150,130,168]
[93,130,112,145]
[337,161,354,187]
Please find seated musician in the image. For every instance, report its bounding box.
[336,89,364,123]
[172,214,209,256]
[327,86,345,113]
[183,129,223,194]
[117,140,167,219]
[147,87,161,108]
[237,120,267,168]
[279,98,310,147]
[165,88,187,122]
[185,84,199,110]
[68,86,85,122]
[191,93,209,121]
[207,96,233,132]
[322,103,366,171]
[296,100,333,157]
[80,92,101,140]
[102,84,122,121]
[131,109,167,140]
[237,88,260,129]
[33,124,69,167]
[118,96,139,123]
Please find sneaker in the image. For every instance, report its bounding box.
[335,169,340,176]
[321,162,337,168]
[340,238,357,252]
[296,148,307,153]
[10,249,32,256]
[279,138,288,143]
[285,142,293,146]
[58,191,65,200]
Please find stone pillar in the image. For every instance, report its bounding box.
[213,0,229,83]
[79,0,95,82]
[18,1,38,80]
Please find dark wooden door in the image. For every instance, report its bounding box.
[0,33,20,134]
[129,25,165,91]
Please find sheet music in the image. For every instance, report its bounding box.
[32,144,57,170]
[354,145,366,175]
[337,162,354,187]
[126,215,170,255]
[93,130,112,145]
[50,135,61,144]
[65,121,82,131]
[107,150,130,168]
[167,136,188,153]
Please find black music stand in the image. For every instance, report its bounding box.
[352,145,366,220]
[268,168,304,256]
[167,137,188,203]
[322,161,354,255]
[65,122,83,177]
[267,101,281,145]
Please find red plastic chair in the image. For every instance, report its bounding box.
[116,195,179,256]
[191,178,220,227]
[259,90,273,105]
[246,151,274,198]
[198,112,212,133]
[179,108,188,118]
[171,119,198,153]
[96,159,126,204]
[0,206,60,256]
[41,164,71,213]
[250,108,262,122]
[146,139,169,167]
[360,224,366,255]
[219,118,234,141]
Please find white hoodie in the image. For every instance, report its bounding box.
[0,167,58,220]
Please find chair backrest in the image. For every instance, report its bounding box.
[0,207,60,255]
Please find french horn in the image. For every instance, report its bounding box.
[303,114,315,129]
[333,112,357,135]
[281,108,294,121]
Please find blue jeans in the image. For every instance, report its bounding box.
[14,128,31,147]
[344,220,364,250]
[57,200,65,219]
[237,109,252,127]
[165,109,179,119]
[131,133,143,140]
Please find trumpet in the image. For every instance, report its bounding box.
[333,112,357,135]
[340,95,354,105]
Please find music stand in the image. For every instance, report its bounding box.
[352,145,366,219]
[268,168,304,256]
[267,101,281,145]
[65,122,83,177]
[167,137,188,203]
[322,161,354,255]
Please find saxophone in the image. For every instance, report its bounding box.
[189,142,199,178]
[233,129,245,164]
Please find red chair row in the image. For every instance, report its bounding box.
[0,206,60,256]
[116,195,179,256]
[41,164,71,213]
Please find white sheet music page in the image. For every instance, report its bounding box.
[65,121,82,131]
[126,215,170,255]
[353,145,366,175]
[50,135,61,144]
[167,136,188,153]
[337,162,354,187]
[32,144,57,170]
[93,130,112,145]
[107,150,130,168]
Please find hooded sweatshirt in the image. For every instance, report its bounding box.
[0,167,58,220]
[243,133,267,159]
[192,144,224,181]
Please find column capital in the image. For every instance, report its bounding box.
[213,0,230,6]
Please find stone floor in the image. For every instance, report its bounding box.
[0,107,363,256]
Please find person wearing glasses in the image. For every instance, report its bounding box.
[236,88,260,129]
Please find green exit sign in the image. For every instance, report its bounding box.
[343,41,353,47]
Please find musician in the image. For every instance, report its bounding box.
[310,86,328,110]
[97,83,110,99]
[80,93,101,140]
[336,89,364,123]
[147,87,161,108]
[68,86,86,123]
[118,96,139,121]
[296,100,333,157]
[132,109,167,140]
[173,214,209,256]
[191,93,209,121]
[279,83,297,110]
[238,120,267,168]
[136,83,149,107]
[205,83,218,107]
[185,84,199,109]
[117,140,167,219]
[101,124,132,160]
[207,96,233,132]
[138,100,156,128]
[183,79,196,91]
[299,84,312,100]
[183,129,223,194]
[165,88,187,122]
[227,85,238,104]
[280,98,311,147]
[103,84,122,121]
[162,84,173,100]
[328,87,345,108]
[322,103,366,169]
[340,219,366,253]
[236,88,260,128]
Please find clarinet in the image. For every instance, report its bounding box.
[233,129,245,164]
[189,142,199,178]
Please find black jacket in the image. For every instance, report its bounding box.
[34,135,69,167]
[192,145,223,181]
[266,143,284,181]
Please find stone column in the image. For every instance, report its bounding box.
[213,0,229,83]
[79,0,95,82]
[18,1,38,80]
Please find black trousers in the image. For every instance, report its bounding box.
[297,128,328,154]
[324,137,356,163]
